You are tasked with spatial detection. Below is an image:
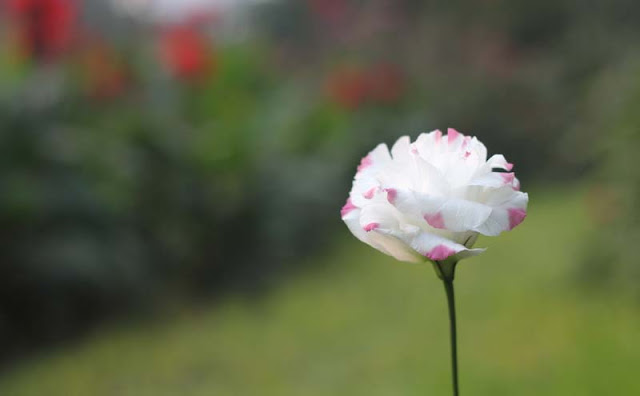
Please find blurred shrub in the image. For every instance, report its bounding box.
[2,0,640,364]
[575,57,640,296]
[0,34,360,361]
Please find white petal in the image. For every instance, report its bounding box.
[386,229,485,261]
[370,143,392,162]
[391,135,411,161]
[355,203,424,262]
[385,188,492,233]
[358,202,399,231]
[484,154,513,171]
[468,137,488,162]
[342,206,366,239]
[476,188,529,236]
[468,171,518,189]
[368,231,425,263]
[437,199,492,232]
[355,143,392,180]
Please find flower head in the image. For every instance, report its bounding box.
[341,129,528,264]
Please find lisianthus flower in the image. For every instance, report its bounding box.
[341,129,528,263]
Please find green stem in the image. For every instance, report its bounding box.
[442,277,459,396]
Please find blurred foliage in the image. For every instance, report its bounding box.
[1,0,640,367]
[0,39,358,360]
[4,188,640,395]
[575,56,640,296]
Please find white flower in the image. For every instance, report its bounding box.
[341,129,528,264]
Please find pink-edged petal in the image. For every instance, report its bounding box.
[468,172,519,189]
[475,188,529,236]
[363,187,377,199]
[355,143,392,178]
[501,172,515,184]
[363,222,379,232]
[447,128,461,143]
[384,188,398,204]
[367,231,425,263]
[342,206,368,245]
[425,244,457,260]
[340,198,357,218]
[485,154,512,171]
[385,188,491,232]
[349,204,424,263]
[356,155,373,173]
[343,207,421,263]
[424,212,446,229]
[434,129,443,143]
[401,230,485,262]
[359,202,399,231]
[508,208,527,230]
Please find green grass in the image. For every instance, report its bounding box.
[2,186,639,396]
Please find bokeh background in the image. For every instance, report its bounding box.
[1,0,639,394]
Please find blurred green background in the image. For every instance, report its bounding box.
[1,0,639,394]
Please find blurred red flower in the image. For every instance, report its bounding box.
[160,26,214,82]
[366,62,405,104]
[308,0,348,23]
[325,66,369,110]
[326,62,405,110]
[79,39,128,100]
[6,0,78,61]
